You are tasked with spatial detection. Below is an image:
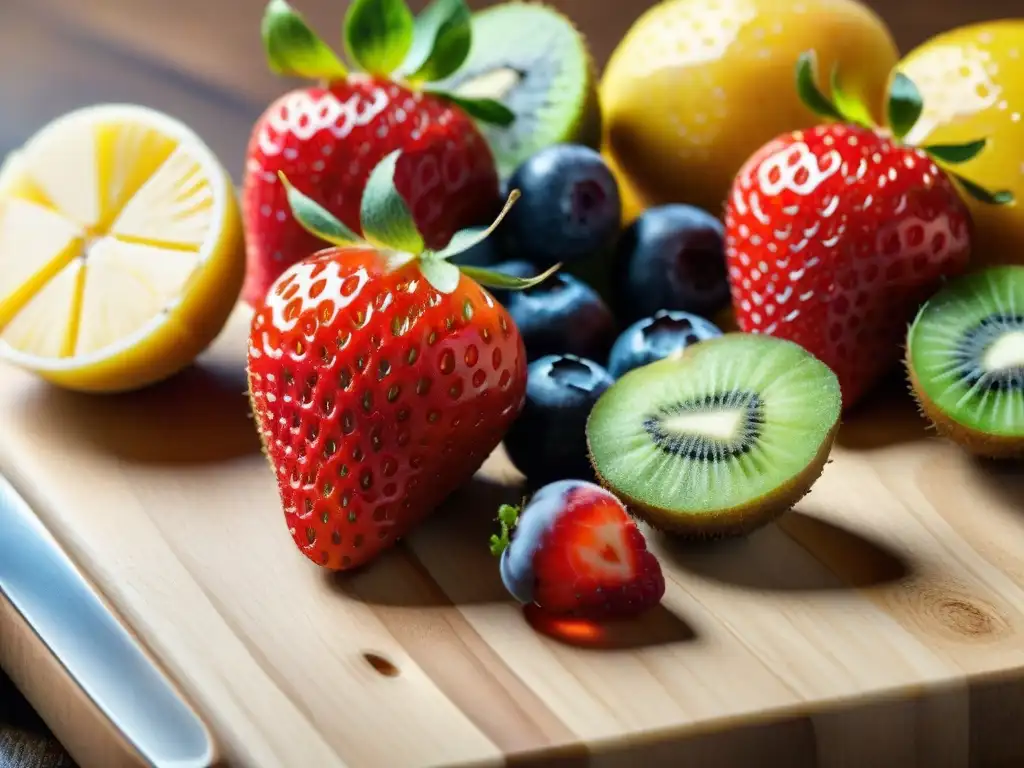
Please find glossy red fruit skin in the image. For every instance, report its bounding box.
[531,484,665,619]
[247,246,527,570]
[242,75,500,306]
[724,123,972,408]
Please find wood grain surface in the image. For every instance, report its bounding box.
[0,0,1022,766]
[1,300,1024,768]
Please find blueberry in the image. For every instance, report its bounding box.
[447,226,504,269]
[506,272,616,362]
[497,480,612,603]
[504,356,613,485]
[498,144,622,269]
[607,310,723,378]
[611,204,730,324]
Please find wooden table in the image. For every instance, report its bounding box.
[0,1,1018,766]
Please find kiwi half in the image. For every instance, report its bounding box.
[906,266,1024,458]
[586,333,842,537]
[432,2,602,178]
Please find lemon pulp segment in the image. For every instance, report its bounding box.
[0,104,244,392]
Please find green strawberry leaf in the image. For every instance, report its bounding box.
[951,173,1015,206]
[829,64,875,128]
[359,150,426,253]
[262,0,348,80]
[397,0,472,84]
[887,72,924,141]
[923,139,988,165]
[277,172,362,246]
[419,257,462,293]
[343,0,415,76]
[460,262,561,290]
[425,90,515,126]
[795,51,843,122]
[488,504,520,557]
[434,189,520,260]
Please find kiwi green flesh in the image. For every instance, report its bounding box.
[586,333,841,533]
[907,266,1024,444]
[432,2,602,178]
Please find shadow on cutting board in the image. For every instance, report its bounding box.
[659,511,912,592]
[335,477,698,651]
[836,370,932,451]
[14,359,260,465]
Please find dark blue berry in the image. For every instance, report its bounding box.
[506,272,616,362]
[498,480,605,603]
[607,310,723,378]
[611,204,729,324]
[498,144,622,269]
[503,356,613,486]
[447,226,504,269]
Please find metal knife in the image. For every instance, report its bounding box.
[0,472,214,768]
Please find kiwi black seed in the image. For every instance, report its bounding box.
[586,333,842,538]
[432,2,602,178]
[906,265,1024,458]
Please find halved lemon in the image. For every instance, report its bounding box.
[0,104,245,393]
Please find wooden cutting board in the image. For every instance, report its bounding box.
[1,302,1023,768]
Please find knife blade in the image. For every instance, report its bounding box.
[0,472,214,768]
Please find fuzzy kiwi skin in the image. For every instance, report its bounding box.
[904,344,1024,459]
[585,397,842,540]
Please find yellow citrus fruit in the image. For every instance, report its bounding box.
[600,0,899,217]
[0,105,244,393]
[896,21,1024,267]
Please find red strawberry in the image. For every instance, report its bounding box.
[724,52,1012,409]
[248,150,555,570]
[490,480,665,620]
[242,0,514,307]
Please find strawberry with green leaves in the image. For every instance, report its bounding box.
[725,52,1013,408]
[242,0,514,306]
[247,148,556,571]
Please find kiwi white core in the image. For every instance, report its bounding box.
[662,409,743,441]
[454,69,521,101]
[983,331,1024,372]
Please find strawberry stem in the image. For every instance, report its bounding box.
[488,504,520,557]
